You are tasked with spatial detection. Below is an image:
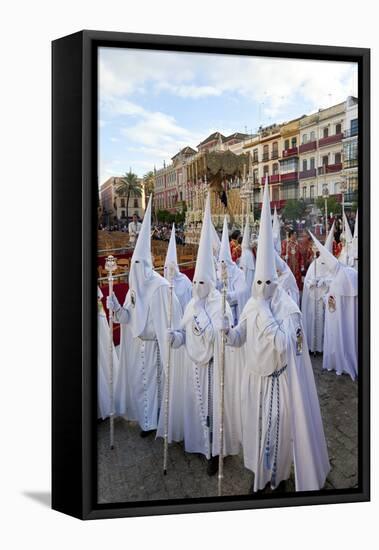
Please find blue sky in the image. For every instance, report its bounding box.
[99,47,357,184]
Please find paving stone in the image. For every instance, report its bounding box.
[97,355,358,503]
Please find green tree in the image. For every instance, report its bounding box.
[282,199,307,222]
[315,196,342,216]
[115,171,142,224]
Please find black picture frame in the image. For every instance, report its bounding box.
[52,30,370,520]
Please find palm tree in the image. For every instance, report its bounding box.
[143,170,155,220]
[116,170,142,224]
[143,170,155,199]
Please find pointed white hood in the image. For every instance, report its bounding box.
[126,195,168,337]
[252,180,277,299]
[164,223,179,276]
[240,218,255,271]
[324,221,335,253]
[193,192,217,290]
[219,216,233,266]
[272,206,281,255]
[309,230,339,276]
[343,211,353,243]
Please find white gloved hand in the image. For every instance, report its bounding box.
[167,328,176,345]
[317,278,327,288]
[106,292,121,312]
[215,280,223,291]
[222,315,230,333]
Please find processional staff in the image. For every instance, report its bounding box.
[312,244,318,358]
[163,262,176,475]
[218,260,228,497]
[105,254,117,450]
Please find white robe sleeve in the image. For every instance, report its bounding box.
[226,319,247,347]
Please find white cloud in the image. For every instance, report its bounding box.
[99,48,357,120]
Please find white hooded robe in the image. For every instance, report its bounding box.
[226,286,330,492]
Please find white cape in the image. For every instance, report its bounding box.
[178,289,242,458]
[98,302,119,419]
[228,287,330,491]
[323,265,358,380]
[302,259,332,353]
[115,284,186,440]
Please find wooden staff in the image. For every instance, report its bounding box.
[218,260,228,496]
[163,262,176,475]
[105,255,117,450]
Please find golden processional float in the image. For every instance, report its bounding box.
[184,150,260,245]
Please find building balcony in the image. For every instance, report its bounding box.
[271,151,279,160]
[299,141,317,154]
[318,133,343,148]
[344,128,358,139]
[282,147,298,158]
[262,153,269,161]
[261,174,280,184]
[343,159,358,169]
[252,156,259,163]
[318,163,343,175]
[280,171,298,183]
[299,168,317,180]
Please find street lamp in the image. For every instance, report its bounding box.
[322,187,329,237]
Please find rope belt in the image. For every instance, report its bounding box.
[265,365,287,487]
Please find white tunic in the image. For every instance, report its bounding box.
[173,289,242,459]
[217,262,248,325]
[302,259,333,353]
[226,287,330,492]
[323,265,358,380]
[98,300,119,419]
[114,284,185,439]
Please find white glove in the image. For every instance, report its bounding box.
[215,279,223,291]
[167,328,176,345]
[106,292,121,312]
[317,278,327,288]
[222,315,230,333]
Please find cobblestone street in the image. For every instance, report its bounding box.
[97,355,358,503]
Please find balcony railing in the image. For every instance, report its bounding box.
[271,151,279,159]
[280,171,298,182]
[261,174,280,184]
[318,163,342,175]
[282,146,298,158]
[344,128,358,139]
[262,153,269,161]
[299,141,317,153]
[299,168,317,179]
[343,159,358,169]
[318,133,343,148]
[252,156,259,163]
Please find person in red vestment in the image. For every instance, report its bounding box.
[300,233,314,273]
[333,230,343,258]
[230,230,242,262]
[281,230,304,290]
